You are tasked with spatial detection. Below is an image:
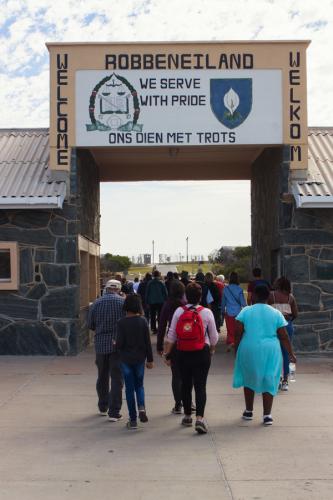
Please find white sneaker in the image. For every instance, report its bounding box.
[109,414,123,422]
[281,381,289,391]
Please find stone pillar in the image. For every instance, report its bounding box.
[251,146,288,281]
[252,146,333,353]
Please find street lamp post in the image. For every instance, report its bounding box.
[152,240,155,265]
[186,236,189,263]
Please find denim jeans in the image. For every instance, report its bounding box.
[121,362,145,421]
[95,353,123,417]
[281,320,294,379]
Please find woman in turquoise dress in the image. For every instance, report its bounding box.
[233,285,296,425]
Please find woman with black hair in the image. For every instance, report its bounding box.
[268,276,298,391]
[157,280,186,414]
[165,271,175,294]
[233,285,296,425]
[164,283,219,434]
[137,272,152,322]
[116,294,154,430]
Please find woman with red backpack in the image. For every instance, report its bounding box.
[163,283,219,434]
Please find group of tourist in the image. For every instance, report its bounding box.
[88,266,298,432]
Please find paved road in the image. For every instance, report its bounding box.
[0,340,332,500]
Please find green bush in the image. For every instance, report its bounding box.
[210,246,252,283]
[101,253,132,273]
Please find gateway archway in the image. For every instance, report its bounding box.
[1,41,333,355]
[77,141,285,297]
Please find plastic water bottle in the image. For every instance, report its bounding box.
[289,362,296,382]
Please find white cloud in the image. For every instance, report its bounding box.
[1,0,332,126]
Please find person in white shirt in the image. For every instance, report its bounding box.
[163,282,219,434]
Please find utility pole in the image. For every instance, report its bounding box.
[152,240,155,264]
[186,236,189,263]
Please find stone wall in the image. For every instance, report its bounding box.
[281,205,333,352]
[0,148,100,355]
[0,207,80,355]
[252,146,333,353]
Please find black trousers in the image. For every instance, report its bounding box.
[177,345,211,417]
[149,303,163,332]
[95,353,123,417]
[170,348,182,407]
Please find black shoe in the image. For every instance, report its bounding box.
[108,414,123,422]
[172,405,182,415]
[181,416,193,427]
[195,420,208,434]
[139,410,148,423]
[126,420,138,430]
[263,416,273,426]
[242,410,253,421]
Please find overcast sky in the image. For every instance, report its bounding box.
[1,0,332,258]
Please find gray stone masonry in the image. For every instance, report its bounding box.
[281,206,333,353]
[0,206,80,355]
[252,146,333,353]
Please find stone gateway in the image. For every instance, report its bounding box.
[0,41,332,354]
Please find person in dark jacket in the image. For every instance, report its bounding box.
[195,271,209,307]
[165,271,174,295]
[121,277,134,295]
[116,294,154,430]
[157,280,186,413]
[145,270,168,333]
[180,270,191,287]
[247,267,271,305]
[205,272,221,330]
[137,272,152,322]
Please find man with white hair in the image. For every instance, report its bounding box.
[88,279,125,421]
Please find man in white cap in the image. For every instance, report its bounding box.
[88,279,125,421]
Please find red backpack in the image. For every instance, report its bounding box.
[175,306,205,351]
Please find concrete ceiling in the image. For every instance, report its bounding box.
[87,145,266,182]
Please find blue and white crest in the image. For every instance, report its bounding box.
[210,78,252,129]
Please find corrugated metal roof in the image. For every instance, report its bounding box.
[293,127,333,201]
[0,127,332,207]
[0,129,66,207]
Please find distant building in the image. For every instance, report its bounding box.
[143,253,151,265]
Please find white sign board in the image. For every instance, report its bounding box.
[75,70,282,147]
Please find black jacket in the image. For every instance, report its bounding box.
[116,316,153,364]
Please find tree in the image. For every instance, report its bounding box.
[209,245,252,282]
[100,254,132,273]
[209,246,235,265]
